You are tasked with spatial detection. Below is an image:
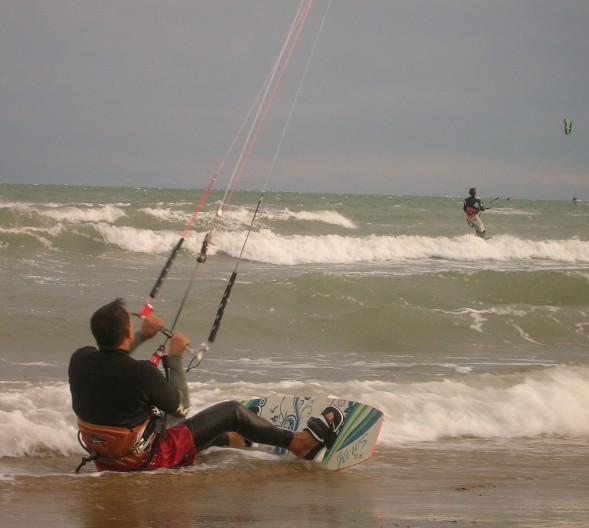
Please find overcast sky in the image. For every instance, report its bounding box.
[2,1,588,199]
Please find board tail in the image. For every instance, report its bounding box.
[242,396,384,470]
[321,401,384,470]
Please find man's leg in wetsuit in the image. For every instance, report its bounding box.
[182,400,293,452]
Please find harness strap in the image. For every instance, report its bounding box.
[75,450,99,473]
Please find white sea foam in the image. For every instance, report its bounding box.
[1,366,587,458]
[139,207,193,224]
[83,224,589,266]
[40,205,127,224]
[489,207,535,216]
[372,365,589,445]
[0,382,81,457]
[209,205,356,229]
[210,231,589,266]
[261,208,357,228]
[93,223,182,254]
[0,224,65,247]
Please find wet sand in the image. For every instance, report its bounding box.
[2,440,588,528]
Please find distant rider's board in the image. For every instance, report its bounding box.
[241,396,384,470]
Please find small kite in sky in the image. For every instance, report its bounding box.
[564,118,572,135]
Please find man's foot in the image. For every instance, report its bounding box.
[287,406,344,460]
[305,407,344,445]
[303,406,344,460]
[287,430,321,459]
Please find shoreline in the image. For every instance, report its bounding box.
[2,441,588,527]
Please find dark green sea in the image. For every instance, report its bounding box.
[1,183,588,527]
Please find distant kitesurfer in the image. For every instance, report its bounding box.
[463,187,487,238]
[69,298,342,472]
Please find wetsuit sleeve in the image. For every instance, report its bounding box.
[135,361,186,418]
[129,331,146,355]
[166,355,190,418]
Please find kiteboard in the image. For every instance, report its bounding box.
[241,396,383,470]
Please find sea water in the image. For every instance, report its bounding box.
[1,184,588,482]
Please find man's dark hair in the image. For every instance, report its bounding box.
[90,298,130,347]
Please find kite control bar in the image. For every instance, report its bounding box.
[133,304,196,367]
[133,304,173,367]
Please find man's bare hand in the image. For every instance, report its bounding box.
[169,333,191,357]
[141,314,165,339]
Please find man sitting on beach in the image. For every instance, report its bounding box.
[68,298,341,472]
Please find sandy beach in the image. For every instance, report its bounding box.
[2,439,588,528]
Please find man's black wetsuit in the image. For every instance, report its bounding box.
[68,346,186,428]
[463,195,485,214]
[69,346,293,460]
